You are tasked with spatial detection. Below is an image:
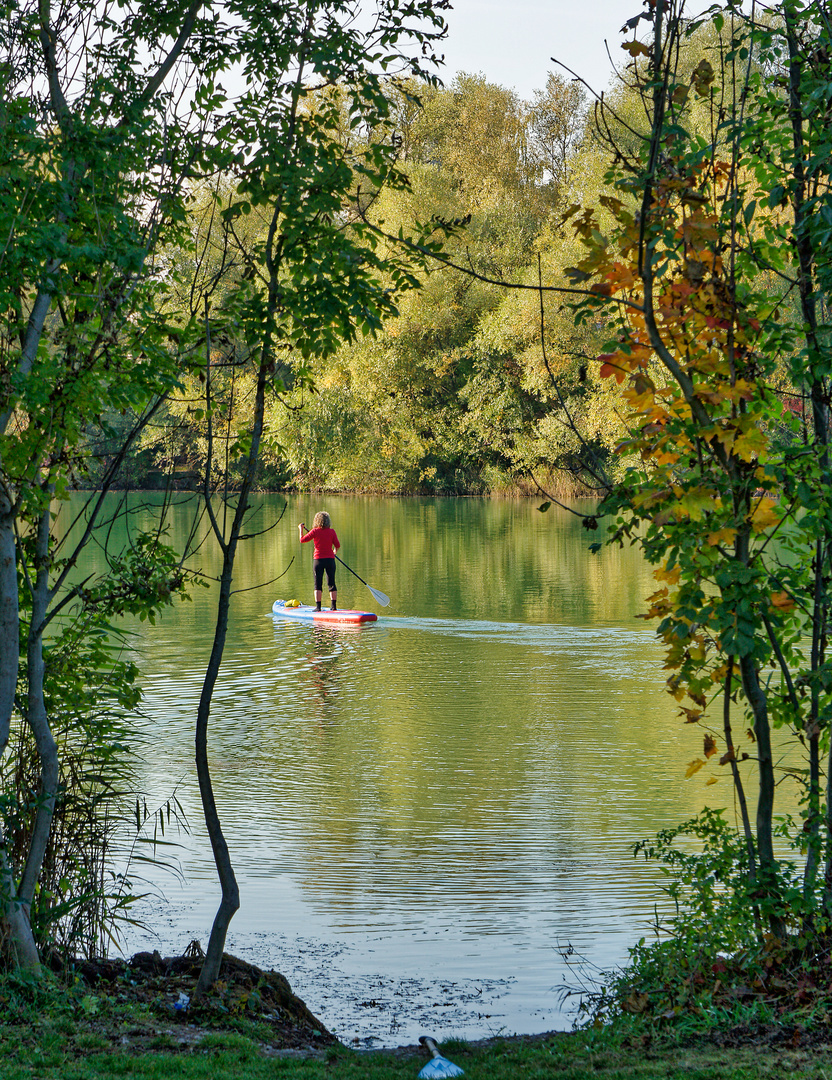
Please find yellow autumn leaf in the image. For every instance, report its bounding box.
[749,497,781,532]
[706,777,720,786]
[626,388,657,411]
[686,758,706,778]
[733,426,769,462]
[622,40,651,57]
[633,488,672,510]
[709,426,736,452]
[729,379,756,401]
[654,564,681,585]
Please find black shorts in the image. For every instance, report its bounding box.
[313,558,336,591]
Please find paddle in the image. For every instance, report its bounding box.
[417,1037,464,1079]
[334,555,390,607]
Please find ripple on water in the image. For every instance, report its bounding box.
[120,572,700,1044]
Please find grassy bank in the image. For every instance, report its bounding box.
[1,979,829,1080]
[3,956,831,1079]
[4,1021,830,1079]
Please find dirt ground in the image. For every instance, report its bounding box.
[70,943,341,1055]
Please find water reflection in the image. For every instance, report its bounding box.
[58,493,752,1045]
[301,626,349,721]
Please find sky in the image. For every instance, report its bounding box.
[438,0,642,101]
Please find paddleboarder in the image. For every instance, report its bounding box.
[298,512,340,611]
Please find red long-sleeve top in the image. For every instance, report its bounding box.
[300,526,340,559]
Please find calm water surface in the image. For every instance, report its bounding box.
[66,493,730,1045]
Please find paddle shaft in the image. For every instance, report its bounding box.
[334,554,389,607]
[334,554,370,588]
[420,1037,441,1059]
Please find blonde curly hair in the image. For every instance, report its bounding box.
[313,511,331,529]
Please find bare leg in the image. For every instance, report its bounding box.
[314,589,322,610]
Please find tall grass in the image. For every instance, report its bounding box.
[2,621,187,962]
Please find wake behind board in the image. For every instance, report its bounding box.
[272,600,377,625]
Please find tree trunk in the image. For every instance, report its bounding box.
[722,657,756,878]
[192,543,241,997]
[738,653,784,938]
[0,490,40,970]
[193,335,268,998]
[18,501,60,919]
[781,5,832,911]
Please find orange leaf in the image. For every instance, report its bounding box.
[707,527,737,546]
[608,263,637,289]
[704,734,717,759]
[770,591,795,611]
[598,353,627,383]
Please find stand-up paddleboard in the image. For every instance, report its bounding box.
[272,600,378,625]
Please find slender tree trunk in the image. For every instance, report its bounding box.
[738,652,784,937]
[722,657,756,876]
[804,538,824,900]
[781,5,832,910]
[0,491,16,766]
[0,489,40,970]
[193,332,269,997]
[18,500,60,918]
[737,655,776,869]
[192,543,241,997]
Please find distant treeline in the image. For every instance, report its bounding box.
[81,44,799,497]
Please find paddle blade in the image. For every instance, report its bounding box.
[368,585,390,608]
[418,1058,463,1080]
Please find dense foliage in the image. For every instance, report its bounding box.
[560,0,832,1024]
[9,0,832,1036]
[91,70,622,495]
[0,0,446,984]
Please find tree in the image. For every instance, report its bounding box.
[561,0,832,952]
[0,0,224,969]
[528,72,587,195]
[186,5,448,989]
[268,72,596,494]
[0,0,447,978]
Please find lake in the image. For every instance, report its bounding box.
[63,492,723,1046]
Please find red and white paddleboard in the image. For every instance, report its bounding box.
[272,600,378,625]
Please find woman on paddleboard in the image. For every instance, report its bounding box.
[298,512,340,611]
